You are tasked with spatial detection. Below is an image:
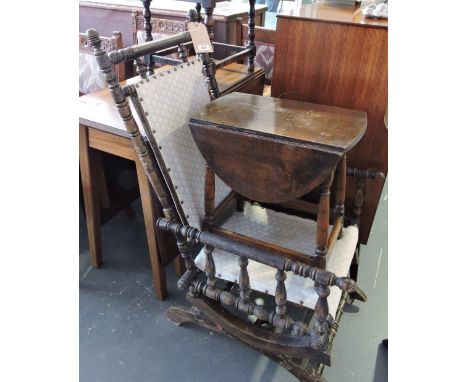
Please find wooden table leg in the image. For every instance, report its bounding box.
[135,160,167,300]
[79,125,103,268]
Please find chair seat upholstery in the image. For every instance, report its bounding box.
[195,203,358,318]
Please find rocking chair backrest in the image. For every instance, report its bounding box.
[133,59,231,229]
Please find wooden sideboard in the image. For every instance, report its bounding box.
[271,1,387,244]
[79,0,267,47]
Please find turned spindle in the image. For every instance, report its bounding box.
[238,256,250,302]
[204,165,215,224]
[200,54,220,99]
[333,156,346,219]
[141,0,155,74]
[314,175,333,267]
[204,245,216,288]
[247,0,256,72]
[275,269,287,318]
[313,283,330,339]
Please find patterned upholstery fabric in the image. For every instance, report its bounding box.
[245,40,275,83]
[134,58,232,229]
[195,203,358,318]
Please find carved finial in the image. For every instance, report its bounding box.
[86,28,101,49]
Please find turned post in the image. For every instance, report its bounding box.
[238,256,250,302]
[333,156,346,219]
[314,175,333,268]
[247,0,256,72]
[200,54,220,99]
[201,0,216,41]
[204,244,216,288]
[333,156,346,238]
[142,0,155,74]
[275,269,287,319]
[204,165,215,224]
[312,271,333,341]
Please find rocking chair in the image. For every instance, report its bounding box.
[87,26,367,381]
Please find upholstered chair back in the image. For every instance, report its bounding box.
[133,58,231,229]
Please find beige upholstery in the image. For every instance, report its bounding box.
[133,58,358,317]
[135,58,231,229]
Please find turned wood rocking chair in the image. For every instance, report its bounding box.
[87,26,367,381]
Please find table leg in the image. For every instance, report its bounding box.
[79,125,103,268]
[135,160,167,300]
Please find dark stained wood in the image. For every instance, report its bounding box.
[204,165,215,223]
[272,6,387,244]
[217,64,264,96]
[208,226,325,268]
[189,93,366,203]
[190,123,340,203]
[191,93,367,151]
[315,176,333,259]
[165,297,327,382]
